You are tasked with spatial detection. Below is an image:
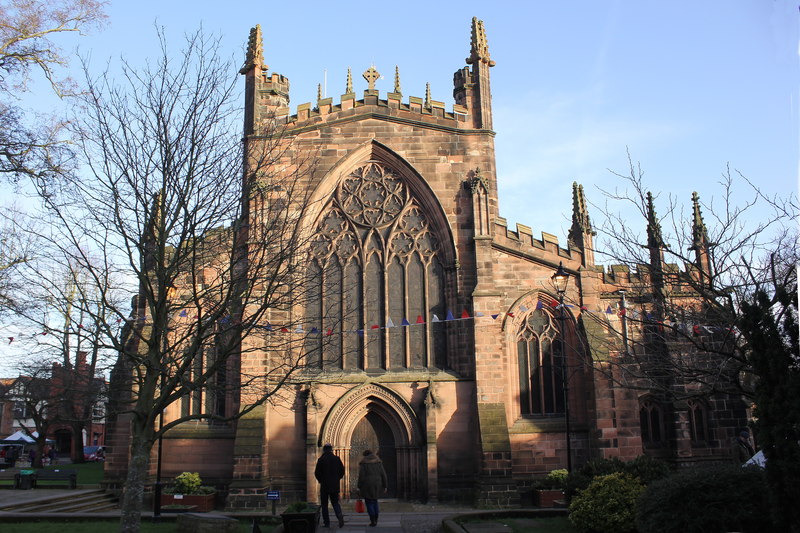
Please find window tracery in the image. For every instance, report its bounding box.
[517,307,565,415]
[306,161,448,370]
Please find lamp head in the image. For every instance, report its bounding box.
[552,262,569,295]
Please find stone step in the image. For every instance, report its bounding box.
[0,489,118,513]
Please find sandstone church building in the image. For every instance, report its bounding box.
[104,18,750,508]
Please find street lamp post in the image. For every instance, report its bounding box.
[153,409,164,519]
[552,262,572,474]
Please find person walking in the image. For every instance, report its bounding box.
[314,443,345,528]
[357,449,388,527]
[733,429,755,464]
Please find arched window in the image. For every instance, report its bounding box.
[640,397,666,447]
[306,161,448,371]
[518,308,564,415]
[687,398,709,444]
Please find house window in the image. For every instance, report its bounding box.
[13,400,30,420]
[687,399,709,443]
[306,161,448,371]
[518,308,564,415]
[640,397,666,447]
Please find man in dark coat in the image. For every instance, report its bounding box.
[357,449,388,527]
[733,429,755,464]
[314,443,345,528]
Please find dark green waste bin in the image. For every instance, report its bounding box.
[18,469,34,489]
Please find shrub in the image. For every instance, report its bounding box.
[623,455,672,485]
[569,472,644,533]
[565,457,626,498]
[167,471,214,495]
[636,464,773,533]
[284,502,316,513]
[533,468,569,490]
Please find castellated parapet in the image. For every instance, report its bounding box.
[250,66,473,133]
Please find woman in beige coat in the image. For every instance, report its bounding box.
[357,450,388,527]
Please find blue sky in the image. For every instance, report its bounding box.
[21,0,799,240]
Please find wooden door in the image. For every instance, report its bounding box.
[349,411,397,498]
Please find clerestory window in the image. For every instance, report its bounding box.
[306,161,448,371]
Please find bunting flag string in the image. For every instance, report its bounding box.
[0,302,734,345]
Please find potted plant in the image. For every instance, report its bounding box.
[281,501,321,533]
[532,468,568,507]
[161,472,216,512]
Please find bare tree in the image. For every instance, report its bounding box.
[28,28,327,532]
[577,154,798,530]
[577,153,797,403]
[5,364,57,468]
[0,0,106,183]
[0,209,36,314]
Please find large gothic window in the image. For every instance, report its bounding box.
[518,308,565,415]
[306,161,448,371]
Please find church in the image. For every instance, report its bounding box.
[104,17,749,509]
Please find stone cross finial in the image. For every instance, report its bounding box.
[363,66,380,92]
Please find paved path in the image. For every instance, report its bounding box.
[0,490,474,532]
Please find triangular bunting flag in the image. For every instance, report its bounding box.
[432,314,441,322]
[179,310,188,317]
[295,326,304,333]
[326,328,333,336]
[475,311,484,317]
[461,309,470,319]
[371,324,380,329]
[310,327,319,334]
[416,315,425,324]
[536,301,544,310]
[606,306,613,314]
[549,300,558,308]
[357,329,364,337]
[386,317,396,328]
[580,305,588,311]
[401,318,411,326]
[265,322,273,331]
[507,312,515,318]
[7,337,13,344]
[445,310,455,321]
[280,327,289,333]
[519,305,528,312]
[491,314,499,320]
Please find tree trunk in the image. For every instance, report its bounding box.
[119,429,153,533]
[71,423,86,464]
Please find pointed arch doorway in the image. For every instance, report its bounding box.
[318,383,426,501]
[349,410,397,498]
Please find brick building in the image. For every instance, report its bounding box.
[104,18,749,508]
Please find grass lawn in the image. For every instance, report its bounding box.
[38,461,106,485]
[0,460,105,487]
[458,516,579,533]
[0,518,277,532]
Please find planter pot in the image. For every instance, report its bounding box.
[534,489,565,508]
[161,493,215,512]
[281,506,321,533]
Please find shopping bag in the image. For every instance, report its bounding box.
[355,499,365,513]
